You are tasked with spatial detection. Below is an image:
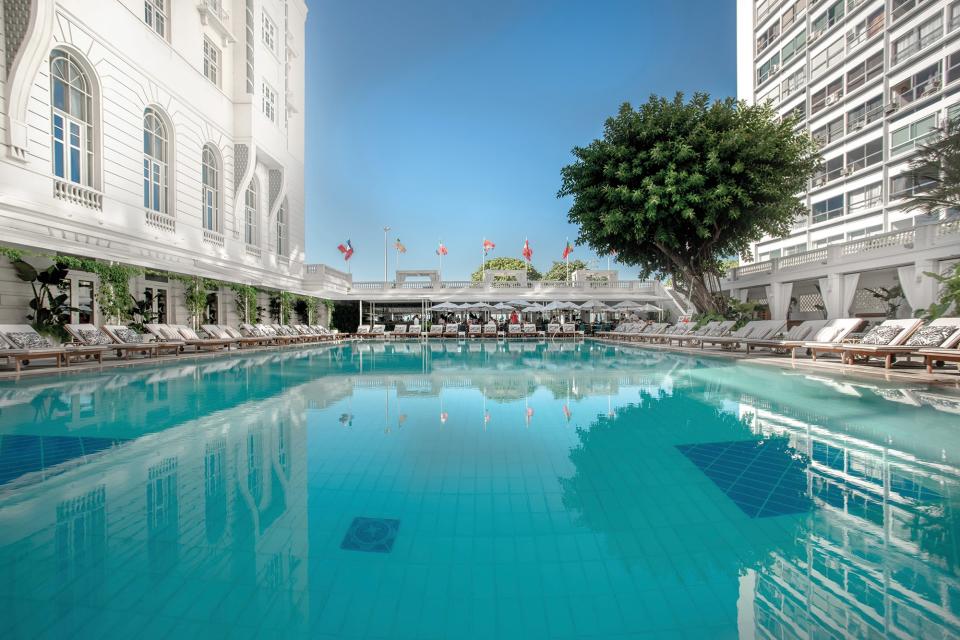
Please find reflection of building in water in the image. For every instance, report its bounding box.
[736,395,960,639]
[0,388,311,626]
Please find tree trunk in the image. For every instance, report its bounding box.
[686,272,723,315]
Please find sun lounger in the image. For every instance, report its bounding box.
[102,324,182,356]
[641,323,692,343]
[626,323,667,341]
[203,324,266,348]
[443,323,460,338]
[668,321,733,346]
[802,318,867,361]
[561,323,583,337]
[743,319,829,354]
[507,324,522,337]
[171,324,234,350]
[842,318,960,369]
[66,323,160,359]
[368,325,386,340]
[0,325,70,372]
[521,323,542,338]
[390,324,408,339]
[353,325,371,338]
[427,324,444,337]
[699,320,786,349]
[546,323,561,336]
[482,322,498,337]
[467,324,482,337]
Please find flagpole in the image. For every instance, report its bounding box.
[439,239,443,280]
[383,226,391,283]
[482,237,485,282]
[565,237,569,284]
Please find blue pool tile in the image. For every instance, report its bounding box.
[340,517,400,553]
[677,440,812,518]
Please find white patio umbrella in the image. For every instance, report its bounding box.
[613,300,645,310]
[428,302,459,311]
[492,302,516,311]
[507,300,530,307]
[578,300,612,311]
[521,303,546,313]
[636,303,662,313]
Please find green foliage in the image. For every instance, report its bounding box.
[543,260,588,282]
[864,285,904,319]
[128,292,156,332]
[229,283,259,324]
[470,257,542,282]
[180,276,213,328]
[692,298,766,329]
[916,263,960,320]
[10,259,77,341]
[898,115,960,216]
[559,92,819,314]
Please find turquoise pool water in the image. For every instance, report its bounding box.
[1,340,959,639]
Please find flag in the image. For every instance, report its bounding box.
[562,241,573,259]
[394,238,406,253]
[483,239,495,255]
[436,242,448,256]
[522,239,533,262]
[562,405,572,422]
[440,411,448,424]
[337,239,354,261]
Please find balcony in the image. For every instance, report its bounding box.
[145,209,175,232]
[724,220,960,284]
[202,228,224,247]
[891,75,941,109]
[245,244,262,259]
[53,179,102,210]
[197,0,235,45]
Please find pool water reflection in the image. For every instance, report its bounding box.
[0,341,958,638]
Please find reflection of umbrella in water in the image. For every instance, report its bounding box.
[339,413,353,427]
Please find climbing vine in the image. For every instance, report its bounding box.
[229,283,260,324]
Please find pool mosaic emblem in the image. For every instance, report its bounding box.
[341,517,400,553]
[677,439,811,518]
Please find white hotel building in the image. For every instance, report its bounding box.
[730,0,960,321]
[0,0,313,326]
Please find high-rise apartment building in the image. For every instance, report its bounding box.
[728,0,960,321]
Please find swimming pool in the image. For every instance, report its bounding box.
[0,340,958,638]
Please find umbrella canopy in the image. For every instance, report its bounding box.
[544,301,578,311]
[578,300,612,310]
[506,300,530,307]
[428,302,459,311]
[637,303,662,312]
[613,300,645,310]
[470,302,498,311]
[522,304,546,313]
[492,302,516,310]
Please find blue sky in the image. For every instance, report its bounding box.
[304,0,736,281]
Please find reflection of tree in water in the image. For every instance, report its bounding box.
[560,389,802,577]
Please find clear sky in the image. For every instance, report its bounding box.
[304,0,737,281]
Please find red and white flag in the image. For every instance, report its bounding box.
[483,239,495,255]
[522,239,533,262]
[562,240,574,260]
[337,239,354,261]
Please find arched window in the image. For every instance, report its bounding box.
[201,145,219,231]
[143,107,169,213]
[244,178,259,245]
[276,200,287,256]
[50,49,94,186]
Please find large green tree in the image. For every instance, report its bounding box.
[470,257,541,282]
[899,115,960,216]
[543,259,588,281]
[558,92,818,313]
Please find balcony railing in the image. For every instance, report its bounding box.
[892,75,941,109]
[54,179,102,210]
[245,244,261,259]
[197,0,235,44]
[726,220,960,281]
[202,228,224,247]
[345,279,659,293]
[145,209,175,232]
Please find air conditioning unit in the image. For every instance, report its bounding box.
[843,166,854,176]
[826,92,841,105]
[850,121,864,132]
[809,29,824,43]
[929,79,942,92]
[885,102,899,114]
[813,176,827,187]
[769,64,780,74]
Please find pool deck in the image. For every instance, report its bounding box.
[0,336,958,387]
